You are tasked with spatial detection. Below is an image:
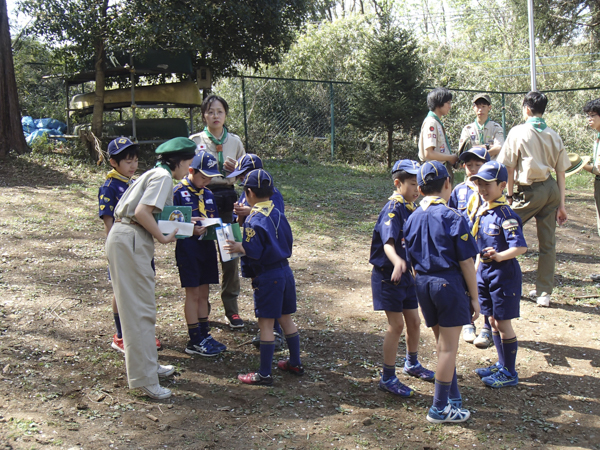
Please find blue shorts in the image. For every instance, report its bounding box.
[477,260,521,321]
[371,267,418,312]
[414,270,472,328]
[252,265,297,318]
[175,240,219,288]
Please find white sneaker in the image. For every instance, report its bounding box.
[139,384,172,400]
[528,289,537,298]
[462,324,476,343]
[536,293,551,307]
[157,364,175,378]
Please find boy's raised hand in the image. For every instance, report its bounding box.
[233,202,252,218]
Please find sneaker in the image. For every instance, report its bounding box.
[227,314,245,329]
[139,384,172,400]
[205,335,227,352]
[378,376,414,397]
[251,332,286,351]
[185,337,223,357]
[590,274,600,282]
[462,324,476,343]
[473,329,493,349]
[528,289,537,298]
[481,367,518,388]
[474,361,502,378]
[238,372,273,386]
[402,362,435,382]
[111,334,125,353]
[277,360,305,376]
[157,364,175,378]
[155,338,162,350]
[536,293,551,307]
[449,397,462,408]
[426,403,470,424]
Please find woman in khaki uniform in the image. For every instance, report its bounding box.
[106,137,197,399]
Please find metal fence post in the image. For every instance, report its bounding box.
[501,93,506,139]
[242,77,249,150]
[330,82,335,161]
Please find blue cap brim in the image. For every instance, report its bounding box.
[226,168,247,178]
[198,168,221,178]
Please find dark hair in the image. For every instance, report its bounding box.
[110,146,139,164]
[157,151,195,171]
[419,176,447,195]
[427,88,453,111]
[201,95,229,124]
[244,185,274,199]
[461,153,486,163]
[392,170,417,183]
[523,91,548,115]
[583,98,600,116]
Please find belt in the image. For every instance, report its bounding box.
[253,259,289,275]
[517,175,553,190]
[115,218,141,226]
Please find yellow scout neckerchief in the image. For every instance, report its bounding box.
[389,193,416,212]
[106,169,132,184]
[471,195,508,238]
[250,200,280,238]
[420,196,447,211]
[465,181,483,224]
[474,118,490,145]
[181,176,207,218]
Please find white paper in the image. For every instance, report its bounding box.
[199,217,223,227]
[157,220,194,237]
[216,224,242,262]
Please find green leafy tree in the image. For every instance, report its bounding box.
[350,13,425,167]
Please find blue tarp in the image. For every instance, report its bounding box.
[22,116,67,145]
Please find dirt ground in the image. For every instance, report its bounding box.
[0,154,599,450]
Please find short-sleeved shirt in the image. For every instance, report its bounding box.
[418,115,451,162]
[497,122,570,185]
[369,194,416,286]
[475,205,527,258]
[404,197,478,274]
[459,120,504,157]
[448,180,480,216]
[99,171,132,219]
[189,130,246,188]
[173,176,219,262]
[114,166,173,220]
[241,200,293,275]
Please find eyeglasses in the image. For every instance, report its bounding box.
[587,114,599,119]
[206,110,226,117]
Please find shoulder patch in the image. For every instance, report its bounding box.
[245,227,256,242]
[388,213,395,218]
[461,233,469,241]
[502,219,519,230]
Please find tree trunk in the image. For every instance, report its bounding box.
[0,0,29,158]
[89,0,108,159]
[387,125,393,168]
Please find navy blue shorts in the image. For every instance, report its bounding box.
[477,261,521,321]
[371,267,418,312]
[415,270,472,328]
[176,241,219,288]
[252,265,297,318]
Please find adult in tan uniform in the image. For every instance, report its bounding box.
[458,93,504,159]
[497,92,570,307]
[418,87,458,184]
[189,95,246,328]
[106,137,197,399]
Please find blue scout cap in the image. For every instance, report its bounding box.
[190,151,221,177]
[470,161,508,183]
[108,137,138,157]
[417,161,449,186]
[226,154,264,178]
[155,137,197,155]
[392,159,420,175]
[242,168,273,189]
[458,146,490,163]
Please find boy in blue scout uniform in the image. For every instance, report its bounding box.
[370,160,435,398]
[99,137,162,353]
[469,161,527,388]
[404,161,480,424]
[173,151,226,357]
[224,169,303,386]
[448,146,495,348]
[227,154,286,350]
[458,94,504,159]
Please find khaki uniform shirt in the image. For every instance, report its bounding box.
[418,115,452,162]
[458,120,504,158]
[115,167,173,220]
[497,123,570,185]
[189,130,246,188]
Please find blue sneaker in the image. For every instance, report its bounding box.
[474,361,502,378]
[481,367,518,388]
[449,397,462,408]
[426,403,470,424]
[205,335,226,352]
[185,337,223,357]
[378,376,414,397]
[402,362,435,382]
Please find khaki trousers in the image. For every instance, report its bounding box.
[219,211,240,318]
[106,223,159,389]
[513,177,560,295]
[594,177,600,238]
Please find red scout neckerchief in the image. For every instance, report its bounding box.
[203,127,228,175]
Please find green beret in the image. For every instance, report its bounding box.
[155,137,197,155]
